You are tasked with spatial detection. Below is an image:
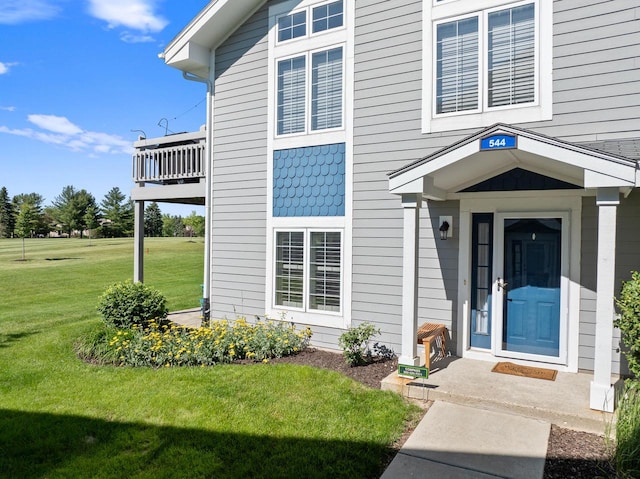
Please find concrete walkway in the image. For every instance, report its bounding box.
[381,401,550,479]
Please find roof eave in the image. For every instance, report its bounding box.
[162,0,267,74]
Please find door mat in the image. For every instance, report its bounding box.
[492,362,557,381]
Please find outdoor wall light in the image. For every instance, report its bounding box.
[439,216,452,240]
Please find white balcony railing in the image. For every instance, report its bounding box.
[132,130,206,184]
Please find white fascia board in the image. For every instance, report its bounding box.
[518,136,637,185]
[389,141,479,193]
[584,170,635,189]
[165,41,211,74]
[163,0,265,73]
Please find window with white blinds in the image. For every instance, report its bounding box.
[436,17,478,114]
[275,230,342,313]
[311,47,343,130]
[488,4,535,107]
[277,46,343,135]
[277,56,307,135]
[434,2,535,117]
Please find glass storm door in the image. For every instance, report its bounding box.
[470,214,493,349]
[501,218,561,357]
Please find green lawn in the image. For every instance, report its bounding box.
[0,238,416,478]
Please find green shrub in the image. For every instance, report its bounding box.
[615,380,640,477]
[615,271,640,378]
[339,322,381,367]
[97,280,168,329]
[85,317,312,367]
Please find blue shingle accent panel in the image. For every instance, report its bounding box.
[273,143,345,217]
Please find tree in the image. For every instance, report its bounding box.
[100,187,133,237]
[51,186,97,238]
[144,202,163,237]
[14,203,38,260]
[183,211,205,237]
[162,214,184,237]
[0,186,15,238]
[84,204,100,244]
[13,192,46,237]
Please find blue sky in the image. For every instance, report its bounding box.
[0,0,208,216]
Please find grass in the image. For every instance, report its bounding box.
[615,380,640,478]
[0,237,417,478]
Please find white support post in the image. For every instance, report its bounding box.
[399,193,422,366]
[133,199,145,283]
[590,187,619,412]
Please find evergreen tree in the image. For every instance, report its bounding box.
[100,187,134,237]
[51,186,96,238]
[0,186,15,238]
[84,204,100,244]
[144,202,163,237]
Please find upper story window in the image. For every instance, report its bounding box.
[274,0,346,138]
[277,0,343,44]
[424,0,551,133]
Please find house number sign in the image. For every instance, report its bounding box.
[480,134,517,150]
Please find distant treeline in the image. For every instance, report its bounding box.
[0,185,204,239]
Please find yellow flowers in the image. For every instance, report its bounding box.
[105,316,313,368]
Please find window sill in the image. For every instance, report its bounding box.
[424,103,552,134]
[267,307,346,329]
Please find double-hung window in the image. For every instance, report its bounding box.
[274,0,345,136]
[425,0,551,132]
[275,230,342,313]
[277,47,343,135]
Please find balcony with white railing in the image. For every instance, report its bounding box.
[131,129,207,205]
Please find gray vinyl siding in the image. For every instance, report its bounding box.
[206,0,639,362]
[211,6,270,320]
[579,194,640,376]
[350,0,640,363]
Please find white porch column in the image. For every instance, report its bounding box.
[590,187,619,412]
[399,193,422,366]
[133,199,145,283]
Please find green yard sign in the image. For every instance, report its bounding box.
[398,364,428,379]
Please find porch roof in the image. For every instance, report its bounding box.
[388,123,639,199]
[162,0,267,77]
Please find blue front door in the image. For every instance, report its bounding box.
[502,218,561,357]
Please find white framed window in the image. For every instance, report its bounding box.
[274,229,342,314]
[276,0,344,44]
[423,0,551,132]
[276,46,344,136]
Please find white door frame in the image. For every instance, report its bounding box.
[457,193,582,372]
[493,211,570,365]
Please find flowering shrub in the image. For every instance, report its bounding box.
[106,318,312,367]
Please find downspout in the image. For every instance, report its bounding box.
[182,59,214,322]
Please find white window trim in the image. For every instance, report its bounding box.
[275,0,346,47]
[273,228,344,313]
[266,0,354,330]
[423,0,552,133]
[275,43,346,138]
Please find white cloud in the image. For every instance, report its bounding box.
[28,114,83,135]
[0,0,59,24]
[120,32,155,44]
[0,106,17,112]
[88,0,168,33]
[0,62,18,75]
[0,115,133,155]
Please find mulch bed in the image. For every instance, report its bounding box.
[270,348,617,478]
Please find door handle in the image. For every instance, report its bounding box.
[497,278,508,292]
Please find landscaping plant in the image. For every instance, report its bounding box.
[97,279,168,329]
[339,322,381,366]
[86,317,312,367]
[615,380,640,477]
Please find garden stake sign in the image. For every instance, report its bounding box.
[398,364,428,379]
